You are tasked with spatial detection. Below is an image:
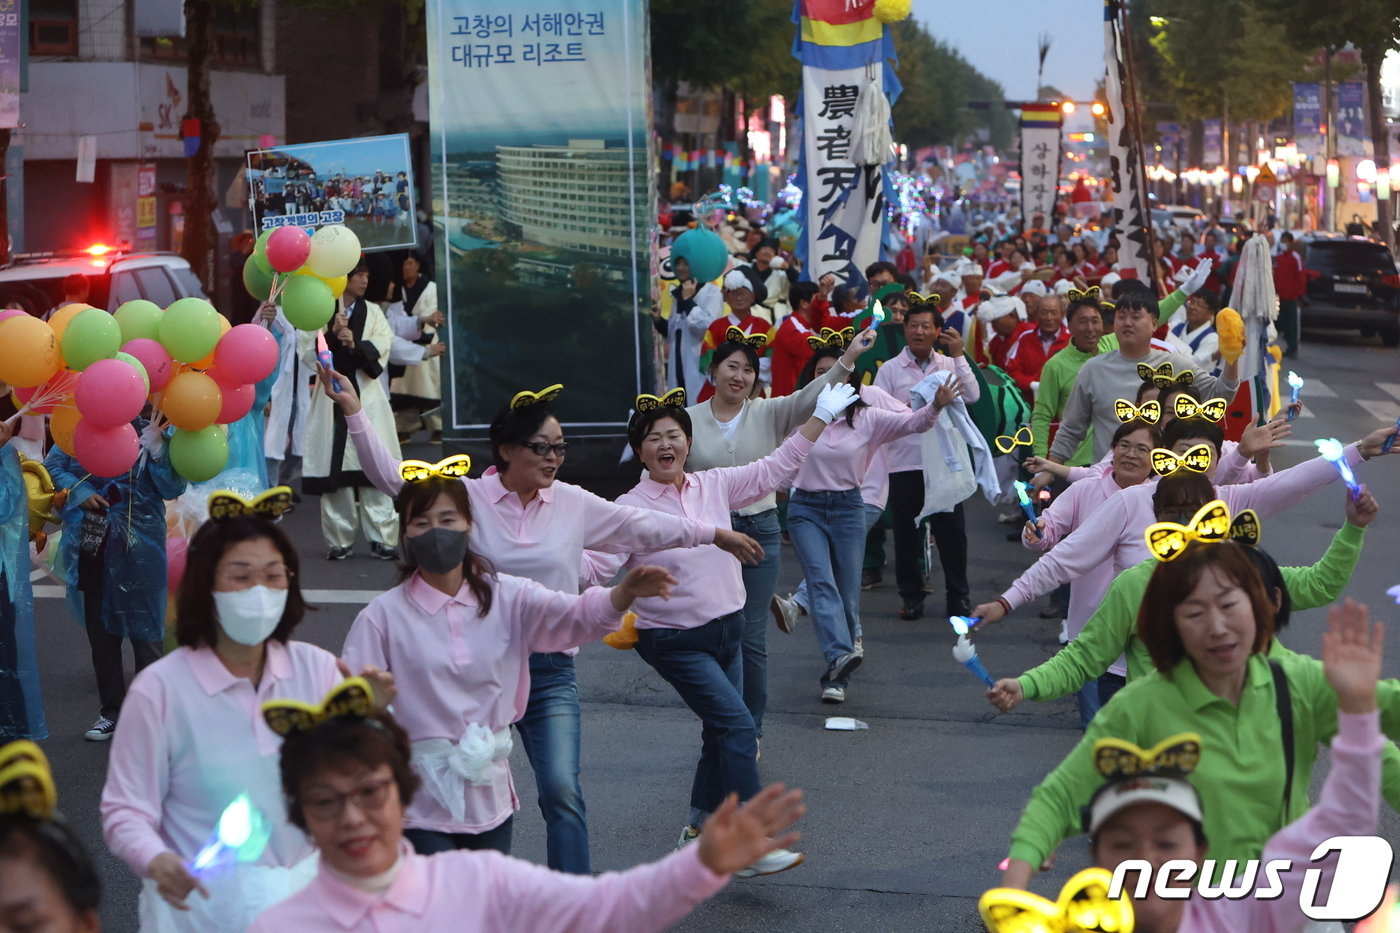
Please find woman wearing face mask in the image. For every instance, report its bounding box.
[683,329,876,738]
[320,373,760,876]
[99,490,393,931]
[342,471,678,857]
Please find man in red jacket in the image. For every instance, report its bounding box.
[1004,292,1069,399]
[1273,231,1305,359]
[769,280,853,396]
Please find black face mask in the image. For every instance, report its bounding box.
[406,527,470,575]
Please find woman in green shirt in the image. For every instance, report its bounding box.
[1000,529,1400,890]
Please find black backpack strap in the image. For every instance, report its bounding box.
[1268,659,1295,816]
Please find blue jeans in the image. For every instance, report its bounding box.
[787,489,866,684]
[793,503,884,639]
[515,652,588,873]
[634,611,760,827]
[730,508,781,736]
[405,816,513,855]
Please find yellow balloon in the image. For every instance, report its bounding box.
[294,266,346,299]
[51,405,82,455]
[161,371,223,431]
[0,315,63,387]
[49,303,95,345]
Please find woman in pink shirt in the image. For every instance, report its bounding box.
[100,492,394,931]
[320,368,759,876]
[583,382,859,874]
[342,472,676,857]
[249,700,807,933]
[789,346,957,704]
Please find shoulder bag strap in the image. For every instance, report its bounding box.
[1268,659,1295,817]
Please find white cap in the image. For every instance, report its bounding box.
[976,295,1026,324]
[723,270,753,291]
[1100,271,1122,288]
[930,266,959,287]
[1020,279,1050,298]
[956,258,983,279]
[1053,279,1075,295]
[1087,774,1203,835]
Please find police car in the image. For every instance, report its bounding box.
[0,244,206,316]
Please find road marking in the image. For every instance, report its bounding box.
[1377,383,1400,402]
[34,585,382,604]
[1304,379,1338,398]
[1355,400,1399,423]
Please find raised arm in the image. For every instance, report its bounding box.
[762,327,874,436]
[1277,492,1371,611]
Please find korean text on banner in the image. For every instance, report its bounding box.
[1103,0,1150,284]
[426,1,651,432]
[1020,104,1062,231]
[1292,82,1323,159]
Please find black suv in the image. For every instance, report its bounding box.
[1300,234,1400,346]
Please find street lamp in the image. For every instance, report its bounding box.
[1091,102,1106,117]
[1060,100,1076,115]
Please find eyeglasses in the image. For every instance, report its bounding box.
[301,777,394,822]
[1114,442,1152,456]
[521,441,569,457]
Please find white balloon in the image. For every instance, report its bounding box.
[305,225,362,278]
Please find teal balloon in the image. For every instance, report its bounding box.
[670,228,729,284]
[242,259,275,301]
[169,425,229,482]
[158,297,221,363]
[61,307,122,371]
[113,351,151,395]
[280,275,335,331]
[113,300,162,344]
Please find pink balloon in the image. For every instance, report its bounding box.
[75,358,148,427]
[214,380,256,424]
[121,338,174,392]
[265,226,313,273]
[0,308,25,326]
[73,421,139,478]
[166,537,189,591]
[213,324,278,384]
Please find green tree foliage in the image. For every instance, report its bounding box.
[889,19,1012,150]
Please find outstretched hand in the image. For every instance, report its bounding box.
[840,327,878,367]
[697,783,805,876]
[337,658,397,709]
[1322,599,1383,715]
[317,365,361,415]
[714,528,764,566]
[987,678,1024,712]
[612,565,679,611]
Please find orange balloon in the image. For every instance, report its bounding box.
[51,405,82,455]
[161,371,223,431]
[188,314,233,370]
[48,303,95,345]
[0,315,63,387]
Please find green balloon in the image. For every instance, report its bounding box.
[168,425,229,482]
[252,229,275,275]
[61,307,122,371]
[113,300,163,344]
[280,275,335,331]
[158,297,222,363]
[113,351,150,395]
[242,258,275,301]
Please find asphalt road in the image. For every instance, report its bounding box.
[26,328,1400,932]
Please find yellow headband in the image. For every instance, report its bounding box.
[806,326,855,351]
[1113,399,1161,425]
[725,325,770,350]
[399,454,472,484]
[262,677,376,739]
[636,388,686,412]
[1149,444,1213,477]
[1144,499,1261,562]
[994,426,1034,454]
[208,487,295,522]
[1173,395,1227,422]
[510,384,563,410]
[907,291,943,308]
[1136,362,1194,390]
[1094,733,1202,780]
[0,740,56,822]
[979,867,1135,933]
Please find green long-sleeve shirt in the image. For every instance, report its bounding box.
[1008,649,1400,869]
[1030,344,1096,466]
[1019,522,1367,701]
[1095,287,1186,353]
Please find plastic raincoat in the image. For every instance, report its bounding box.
[0,444,45,739]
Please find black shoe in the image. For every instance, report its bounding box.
[824,652,862,683]
[860,568,882,590]
[947,598,972,618]
[1039,604,1063,619]
[326,546,352,561]
[85,715,116,741]
[898,598,924,621]
[370,542,400,561]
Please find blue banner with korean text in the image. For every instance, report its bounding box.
[426,0,651,433]
[1291,82,1322,159]
[1336,82,1366,158]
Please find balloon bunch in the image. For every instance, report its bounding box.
[240,224,363,332]
[0,296,279,483]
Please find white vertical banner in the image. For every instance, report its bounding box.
[1018,103,1062,231]
[801,65,885,283]
[1103,0,1151,284]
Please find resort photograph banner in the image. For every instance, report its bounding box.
[245,134,418,251]
[426,0,651,433]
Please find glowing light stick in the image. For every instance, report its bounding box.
[1013,481,1038,525]
[1287,371,1303,421]
[315,332,341,393]
[1315,438,1360,497]
[949,615,983,636]
[870,299,885,324]
[191,794,269,873]
[1382,415,1400,454]
[1387,585,1400,606]
[953,634,995,687]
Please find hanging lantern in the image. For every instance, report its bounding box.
[1326,158,1341,188]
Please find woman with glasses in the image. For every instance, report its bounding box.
[99,490,394,931]
[319,370,761,876]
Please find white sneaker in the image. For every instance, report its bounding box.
[735,848,805,878]
[770,593,802,634]
[853,636,863,657]
[821,684,845,703]
[1058,619,1069,645]
[675,825,700,850]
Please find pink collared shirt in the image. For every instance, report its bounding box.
[248,839,728,933]
[101,640,341,877]
[345,410,716,595]
[1000,444,1363,610]
[342,575,620,834]
[794,384,939,492]
[585,432,815,629]
[872,347,980,473]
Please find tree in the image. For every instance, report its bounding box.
[889,19,1011,150]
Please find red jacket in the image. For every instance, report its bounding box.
[1004,324,1071,396]
[769,311,850,397]
[1274,249,1306,301]
[980,320,1036,370]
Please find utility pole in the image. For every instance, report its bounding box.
[1323,48,1334,232]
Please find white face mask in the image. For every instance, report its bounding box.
[213,586,288,646]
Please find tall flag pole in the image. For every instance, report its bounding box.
[791,0,905,287]
[1019,103,1063,234]
[1103,0,1155,290]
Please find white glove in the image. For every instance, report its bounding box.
[812,383,859,424]
[1180,259,1212,295]
[139,422,167,459]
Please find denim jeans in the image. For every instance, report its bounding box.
[788,489,866,685]
[515,652,588,873]
[794,503,884,640]
[729,508,781,736]
[405,815,513,856]
[634,612,760,827]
